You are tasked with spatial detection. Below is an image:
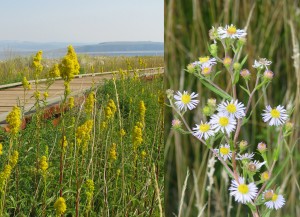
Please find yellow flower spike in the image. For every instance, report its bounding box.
[43,92,49,99]
[141,150,147,160]
[0,143,3,155]
[34,91,40,99]
[32,50,43,73]
[59,45,80,82]
[22,77,31,90]
[76,120,93,152]
[132,125,143,150]
[6,106,21,135]
[120,129,126,137]
[110,143,117,161]
[39,156,49,172]
[69,97,75,109]
[85,92,95,114]
[9,151,19,168]
[54,197,67,216]
[49,63,60,78]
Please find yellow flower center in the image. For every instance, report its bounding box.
[270,109,280,118]
[237,184,249,194]
[220,147,229,155]
[219,117,229,126]
[199,124,210,132]
[202,67,211,75]
[272,194,278,202]
[199,56,210,63]
[181,94,191,104]
[226,104,237,113]
[227,26,237,35]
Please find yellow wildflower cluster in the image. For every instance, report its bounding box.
[69,97,75,109]
[119,69,128,80]
[32,50,43,73]
[22,77,31,90]
[110,143,117,161]
[48,63,60,78]
[139,101,146,127]
[61,136,68,151]
[54,197,67,216]
[120,129,126,137]
[105,99,117,119]
[158,91,164,105]
[43,92,49,99]
[76,120,93,152]
[39,156,49,172]
[0,143,2,155]
[100,121,107,130]
[59,45,80,82]
[34,91,40,99]
[0,165,12,191]
[9,151,19,168]
[85,179,95,211]
[141,150,147,160]
[132,125,143,150]
[85,92,95,114]
[6,106,21,135]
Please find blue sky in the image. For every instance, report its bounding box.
[0,0,163,43]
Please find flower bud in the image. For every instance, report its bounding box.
[257,142,267,153]
[187,63,196,73]
[239,140,248,152]
[237,37,247,46]
[261,171,270,181]
[240,69,251,80]
[207,98,216,108]
[202,106,212,116]
[285,121,293,132]
[223,57,232,67]
[172,119,182,129]
[247,162,257,172]
[201,65,212,76]
[166,89,174,99]
[263,70,274,80]
[209,44,218,56]
[233,62,241,71]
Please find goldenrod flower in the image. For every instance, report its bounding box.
[120,129,126,137]
[59,45,80,82]
[141,150,147,159]
[43,92,49,99]
[49,63,60,78]
[76,120,93,151]
[22,77,31,90]
[100,121,107,130]
[85,92,95,114]
[132,125,143,150]
[6,106,21,135]
[0,143,2,155]
[110,143,117,161]
[54,197,67,216]
[69,97,75,109]
[34,91,40,99]
[9,151,19,168]
[139,101,146,126]
[105,99,117,119]
[32,50,43,73]
[39,156,48,172]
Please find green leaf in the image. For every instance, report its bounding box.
[233,70,240,84]
[240,54,248,68]
[239,85,250,96]
[200,79,232,100]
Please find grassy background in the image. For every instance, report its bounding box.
[165,0,300,216]
[0,55,164,85]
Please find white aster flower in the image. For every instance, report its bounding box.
[247,160,266,172]
[210,113,236,134]
[201,63,213,76]
[262,105,288,126]
[199,56,217,66]
[263,190,285,210]
[229,177,258,204]
[217,24,247,39]
[252,58,272,69]
[236,152,255,161]
[191,61,201,67]
[192,121,215,140]
[214,144,232,161]
[217,100,246,119]
[174,91,199,111]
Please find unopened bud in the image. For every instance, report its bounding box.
[257,142,267,153]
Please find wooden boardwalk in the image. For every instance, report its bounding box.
[0,67,164,123]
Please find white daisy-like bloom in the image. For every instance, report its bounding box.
[217,24,247,39]
[262,105,288,126]
[192,121,215,140]
[214,144,232,161]
[201,63,213,76]
[199,56,217,66]
[252,58,272,69]
[236,152,255,160]
[191,61,201,67]
[210,113,237,134]
[229,177,258,204]
[263,190,285,210]
[174,91,199,111]
[217,100,246,119]
[247,160,266,172]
